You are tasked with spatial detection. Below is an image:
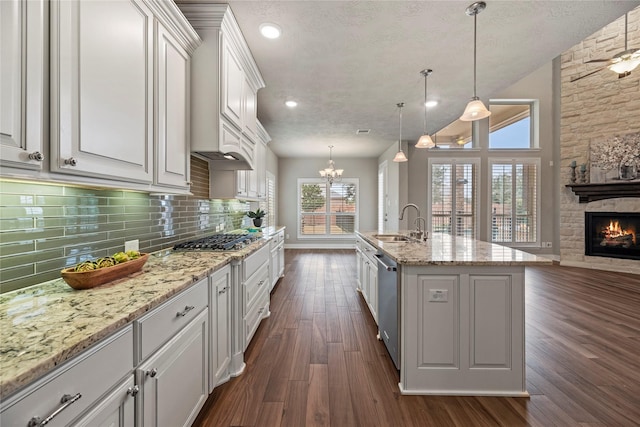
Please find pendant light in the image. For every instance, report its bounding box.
[319,145,343,185]
[416,69,435,149]
[393,103,408,162]
[460,1,491,122]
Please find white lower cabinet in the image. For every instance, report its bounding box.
[209,266,232,392]
[356,236,379,324]
[72,376,136,427]
[136,309,209,427]
[0,326,134,427]
[242,245,270,350]
[269,229,285,292]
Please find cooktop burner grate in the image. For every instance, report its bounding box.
[173,233,257,251]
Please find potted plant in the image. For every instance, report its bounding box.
[247,208,266,227]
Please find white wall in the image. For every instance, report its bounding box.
[278,157,378,248]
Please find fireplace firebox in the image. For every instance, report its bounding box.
[585,212,640,261]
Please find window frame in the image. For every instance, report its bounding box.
[427,157,480,239]
[488,99,540,150]
[487,157,541,247]
[296,178,359,239]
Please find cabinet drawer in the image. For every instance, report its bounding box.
[0,326,133,427]
[244,290,269,349]
[136,278,207,362]
[243,244,269,279]
[243,265,269,315]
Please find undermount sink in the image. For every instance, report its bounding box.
[373,234,409,242]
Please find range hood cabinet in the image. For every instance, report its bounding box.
[180,3,264,171]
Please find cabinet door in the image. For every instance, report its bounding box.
[270,246,278,291]
[277,243,285,278]
[220,35,243,130]
[0,0,46,170]
[255,140,267,199]
[50,0,153,183]
[72,376,135,427]
[209,267,231,392]
[156,23,190,189]
[367,262,378,324]
[242,77,257,142]
[137,309,208,427]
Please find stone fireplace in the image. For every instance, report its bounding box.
[560,7,640,275]
[585,212,640,261]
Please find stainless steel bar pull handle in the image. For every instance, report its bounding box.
[28,393,82,426]
[176,305,195,317]
[374,254,397,271]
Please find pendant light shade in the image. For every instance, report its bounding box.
[416,69,436,149]
[460,2,491,122]
[393,102,408,162]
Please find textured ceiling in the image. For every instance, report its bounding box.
[201,1,640,158]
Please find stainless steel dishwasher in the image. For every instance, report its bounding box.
[375,252,399,370]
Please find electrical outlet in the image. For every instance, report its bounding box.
[428,289,448,302]
[125,239,139,252]
[543,242,553,248]
[286,234,290,240]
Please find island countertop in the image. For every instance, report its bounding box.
[0,228,284,400]
[357,230,553,266]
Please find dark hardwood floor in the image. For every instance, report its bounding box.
[193,249,640,427]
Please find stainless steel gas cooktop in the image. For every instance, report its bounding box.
[173,233,259,251]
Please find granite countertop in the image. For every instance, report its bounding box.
[357,230,553,266]
[0,229,283,400]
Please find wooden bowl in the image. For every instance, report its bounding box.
[61,253,150,290]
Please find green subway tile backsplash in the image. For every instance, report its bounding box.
[0,180,250,293]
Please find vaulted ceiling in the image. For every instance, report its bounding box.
[202,1,640,157]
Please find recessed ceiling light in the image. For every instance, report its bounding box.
[425,100,438,108]
[285,100,298,108]
[260,23,281,39]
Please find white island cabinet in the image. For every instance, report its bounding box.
[357,231,552,397]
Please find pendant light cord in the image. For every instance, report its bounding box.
[624,13,628,51]
[473,12,477,98]
[397,102,404,151]
[423,74,428,132]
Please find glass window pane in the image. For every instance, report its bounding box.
[300,214,326,235]
[432,119,474,149]
[331,215,355,234]
[489,103,531,149]
[301,183,326,213]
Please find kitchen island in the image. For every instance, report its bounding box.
[357,231,552,397]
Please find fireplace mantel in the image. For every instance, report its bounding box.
[567,181,640,203]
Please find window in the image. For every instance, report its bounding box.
[489,100,538,149]
[298,179,358,238]
[432,117,476,149]
[489,159,539,245]
[428,159,479,238]
[265,171,276,228]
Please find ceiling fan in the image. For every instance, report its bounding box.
[571,13,640,82]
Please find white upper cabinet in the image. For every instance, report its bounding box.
[178,3,265,170]
[155,23,191,189]
[242,76,258,143]
[0,0,47,170]
[221,35,244,131]
[50,0,155,183]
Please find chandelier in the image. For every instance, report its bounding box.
[319,145,343,185]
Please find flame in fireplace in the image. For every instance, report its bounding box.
[601,220,636,246]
